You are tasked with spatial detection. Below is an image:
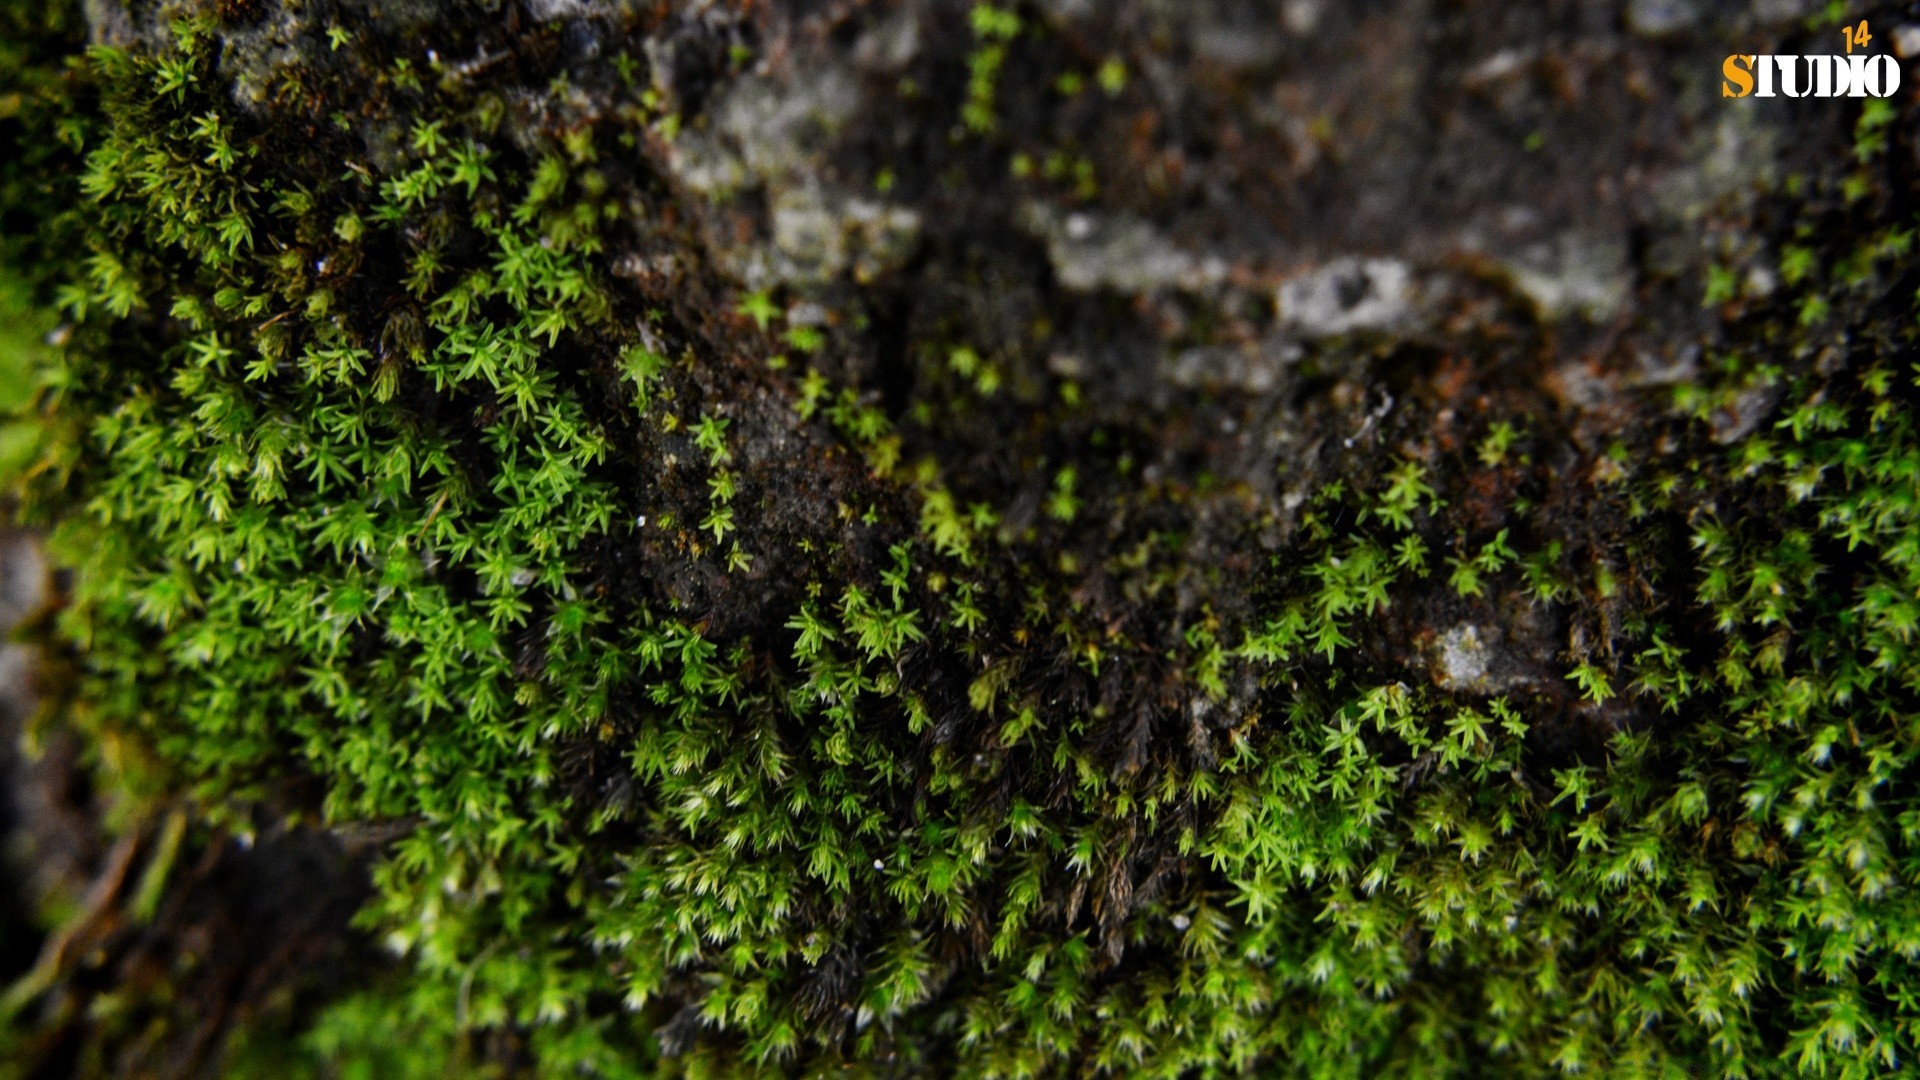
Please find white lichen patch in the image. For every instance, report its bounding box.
[1021,204,1227,294]
[1434,624,1493,692]
[1274,257,1414,338]
[1427,621,1542,696]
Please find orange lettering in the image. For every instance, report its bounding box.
[1722,54,1755,97]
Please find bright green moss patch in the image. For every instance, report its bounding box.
[5,5,1920,1078]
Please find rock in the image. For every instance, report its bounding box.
[787,301,830,327]
[1626,0,1701,37]
[1428,623,1538,696]
[1046,352,1090,379]
[1751,0,1816,26]
[665,53,906,289]
[1500,234,1629,323]
[527,0,584,18]
[1274,258,1415,338]
[1711,383,1782,444]
[82,0,134,46]
[769,186,922,286]
[1434,624,1494,692]
[1022,205,1224,295]
[1164,344,1293,394]
[1657,112,1779,226]
[1462,49,1534,88]
[1038,0,1096,20]
[1894,25,1920,60]
[666,63,862,198]
[0,532,45,634]
[854,7,921,73]
[1282,0,1325,35]
[1192,24,1285,72]
[1632,345,1702,388]
[664,130,749,198]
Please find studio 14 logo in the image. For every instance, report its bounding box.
[1723,19,1903,98]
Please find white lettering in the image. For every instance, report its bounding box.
[1774,54,1807,97]
[1810,55,1844,96]
[1842,54,1872,96]
[1864,54,1901,97]
[1725,51,1899,99]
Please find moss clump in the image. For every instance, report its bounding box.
[4,4,1920,1078]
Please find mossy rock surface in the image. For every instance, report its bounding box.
[2,1,1920,1076]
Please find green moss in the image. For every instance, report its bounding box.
[5,6,1920,1079]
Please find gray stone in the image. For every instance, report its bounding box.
[1428,622,1542,696]
[1657,112,1778,226]
[1626,0,1701,36]
[82,0,134,45]
[1751,0,1815,26]
[1023,206,1223,295]
[1632,345,1702,388]
[1712,383,1782,444]
[666,64,861,198]
[1462,49,1534,87]
[1275,258,1414,338]
[527,0,591,18]
[1435,625,1493,693]
[1193,25,1285,71]
[854,8,921,72]
[1501,235,1629,322]
[769,186,922,286]
[1165,346,1288,394]
[1282,0,1324,35]
[1893,25,1920,59]
[0,533,47,726]
[0,533,45,634]
[1039,0,1096,19]
[665,131,749,198]
[727,69,860,176]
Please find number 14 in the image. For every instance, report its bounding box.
[1842,20,1872,54]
